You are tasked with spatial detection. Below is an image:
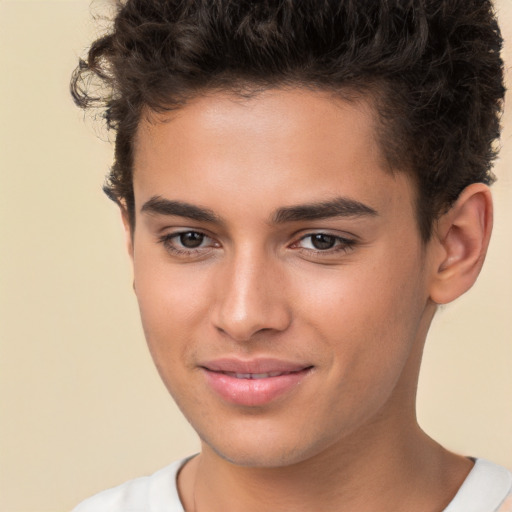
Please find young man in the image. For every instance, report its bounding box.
[71,1,511,511]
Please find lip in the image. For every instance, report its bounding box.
[200,358,313,407]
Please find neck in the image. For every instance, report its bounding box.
[180,419,472,512]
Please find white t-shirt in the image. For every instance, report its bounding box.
[72,457,512,512]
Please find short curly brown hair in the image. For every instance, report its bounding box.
[71,0,505,240]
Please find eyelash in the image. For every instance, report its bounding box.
[293,233,356,255]
[158,231,218,257]
[157,231,357,258]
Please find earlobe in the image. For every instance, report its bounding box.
[429,183,493,305]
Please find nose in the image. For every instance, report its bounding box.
[211,250,292,342]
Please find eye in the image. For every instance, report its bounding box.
[293,233,356,254]
[178,231,206,249]
[158,230,218,257]
[304,233,337,250]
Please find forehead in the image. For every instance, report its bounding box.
[132,88,414,223]
[135,88,380,165]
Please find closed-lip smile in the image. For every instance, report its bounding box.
[200,358,313,406]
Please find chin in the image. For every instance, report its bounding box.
[208,442,311,468]
[197,423,338,469]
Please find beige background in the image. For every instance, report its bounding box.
[0,1,511,511]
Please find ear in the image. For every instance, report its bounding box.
[429,183,493,305]
[120,205,134,262]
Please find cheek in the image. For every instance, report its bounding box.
[300,260,421,326]
[132,249,213,369]
[296,254,426,375]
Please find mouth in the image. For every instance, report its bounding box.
[200,359,313,406]
[215,370,305,380]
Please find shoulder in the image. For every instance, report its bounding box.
[444,458,512,512]
[72,457,191,512]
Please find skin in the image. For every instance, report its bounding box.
[125,88,491,511]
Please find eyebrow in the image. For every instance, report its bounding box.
[140,195,378,224]
[272,197,378,223]
[141,196,220,223]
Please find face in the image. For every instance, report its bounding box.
[130,89,436,467]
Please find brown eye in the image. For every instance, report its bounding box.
[293,233,356,256]
[310,234,336,250]
[179,232,205,248]
[159,230,219,258]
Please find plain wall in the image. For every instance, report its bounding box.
[0,1,510,511]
